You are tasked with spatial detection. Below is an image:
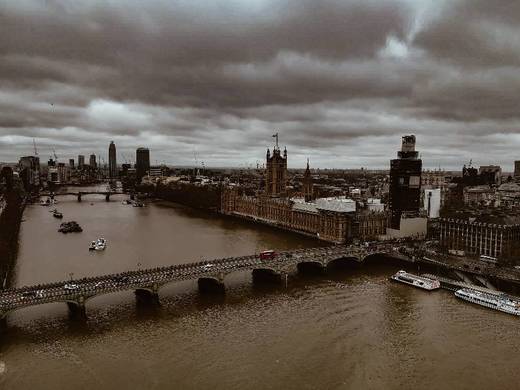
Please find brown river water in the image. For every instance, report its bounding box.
[1,192,519,389]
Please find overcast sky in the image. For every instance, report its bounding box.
[1,0,519,169]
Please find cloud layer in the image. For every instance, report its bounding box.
[1,0,519,169]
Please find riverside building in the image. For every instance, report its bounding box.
[439,218,520,264]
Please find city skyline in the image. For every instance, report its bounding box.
[1,1,519,169]
[3,2,520,388]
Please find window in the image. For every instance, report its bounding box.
[409,176,420,188]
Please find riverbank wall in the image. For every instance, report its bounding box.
[0,190,26,289]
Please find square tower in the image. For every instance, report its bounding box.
[389,135,422,229]
[265,134,287,197]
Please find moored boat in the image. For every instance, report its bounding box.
[390,270,440,291]
[455,288,520,316]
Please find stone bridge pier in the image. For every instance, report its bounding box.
[252,268,289,287]
[77,192,82,202]
[105,193,110,202]
[198,273,226,294]
[67,297,87,320]
[135,284,161,305]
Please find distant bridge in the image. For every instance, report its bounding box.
[40,190,125,202]
[0,245,404,321]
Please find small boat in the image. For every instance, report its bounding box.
[91,238,107,251]
[52,210,63,219]
[122,200,132,205]
[40,198,51,206]
[390,270,440,291]
[132,201,145,207]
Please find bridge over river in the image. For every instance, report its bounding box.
[0,244,403,322]
[40,190,125,202]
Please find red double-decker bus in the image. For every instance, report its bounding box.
[259,250,276,260]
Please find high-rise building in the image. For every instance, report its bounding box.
[303,159,313,202]
[265,134,287,197]
[389,135,422,229]
[515,161,520,178]
[136,147,150,180]
[78,155,85,168]
[47,158,59,184]
[18,156,40,189]
[57,162,70,183]
[109,141,117,179]
[89,154,97,169]
[69,158,75,168]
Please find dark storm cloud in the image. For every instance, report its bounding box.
[1,0,520,168]
[413,0,520,67]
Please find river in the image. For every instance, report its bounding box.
[1,192,519,389]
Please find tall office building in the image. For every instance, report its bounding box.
[109,141,117,179]
[89,154,97,169]
[514,161,520,178]
[389,135,422,229]
[18,156,40,189]
[78,155,85,168]
[136,147,150,180]
[69,158,75,168]
[265,134,287,197]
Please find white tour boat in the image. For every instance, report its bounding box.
[455,288,520,316]
[390,270,440,291]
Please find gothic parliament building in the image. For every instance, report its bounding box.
[221,138,388,244]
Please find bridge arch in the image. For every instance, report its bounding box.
[252,268,284,285]
[0,297,89,321]
[296,260,326,275]
[326,256,361,269]
[362,252,406,266]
